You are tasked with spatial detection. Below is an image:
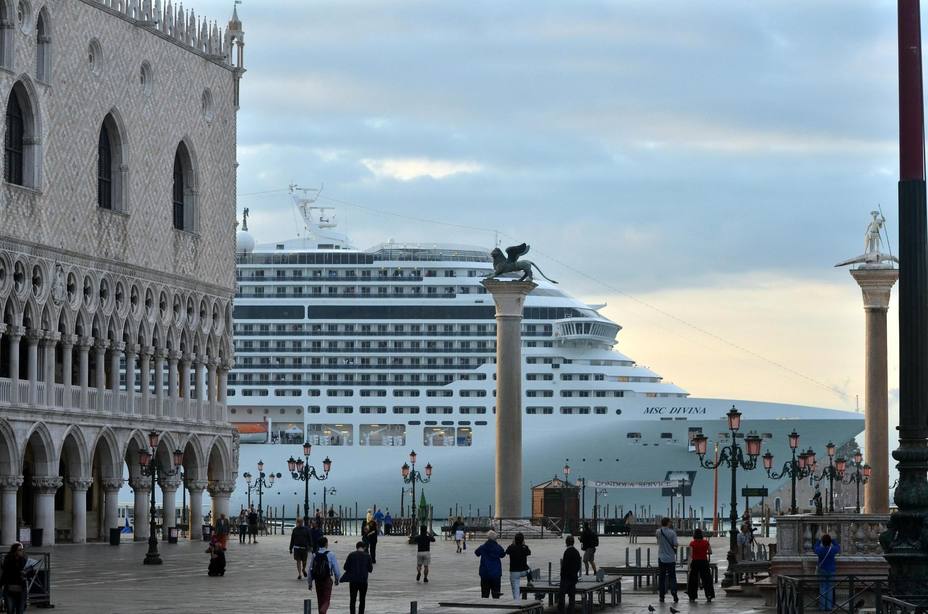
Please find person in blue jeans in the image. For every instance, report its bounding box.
[814,533,841,611]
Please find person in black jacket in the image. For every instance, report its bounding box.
[290,517,312,579]
[505,532,532,600]
[343,541,374,614]
[558,535,582,613]
[364,520,379,564]
[310,519,324,554]
[1,542,27,614]
[579,522,599,576]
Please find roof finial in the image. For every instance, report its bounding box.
[242,207,249,232]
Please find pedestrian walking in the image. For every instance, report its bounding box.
[557,535,582,613]
[207,535,227,576]
[505,532,532,600]
[308,536,339,614]
[247,506,259,544]
[737,523,756,561]
[475,529,505,599]
[814,533,841,611]
[215,513,230,550]
[373,508,385,534]
[310,518,324,554]
[656,517,679,603]
[415,525,435,582]
[365,520,379,564]
[290,517,312,579]
[452,516,466,553]
[342,541,374,614]
[686,528,715,602]
[1,542,27,614]
[579,521,599,576]
[238,510,248,544]
[384,510,393,535]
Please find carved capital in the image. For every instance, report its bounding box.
[59,334,77,349]
[167,351,181,363]
[0,323,6,335]
[124,342,139,356]
[111,341,126,353]
[41,332,60,346]
[94,339,110,352]
[8,326,25,340]
[100,478,124,492]
[186,479,209,493]
[153,347,167,360]
[158,476,182,491]
[31,476,63,494]
[68,478,94,492]
[207,480,236,497]
[26,329,44,344]
[141,345,155,359]
[0,475,24,491]
[78,336,95,350]
[128,477,152,492]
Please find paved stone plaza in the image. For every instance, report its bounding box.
[39,533,770,614]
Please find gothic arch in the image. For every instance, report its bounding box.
[181,434,206,481]
[4,78,43,189]
[97,109,128,212]
[23,422,56,476]
[90,427,121,479]
[60,426,90,480]
[206,436,231,482]
[0,418,18,476]
[35,6,51,82]
[171,139,198,232]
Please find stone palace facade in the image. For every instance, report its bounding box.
[0,0,244,544]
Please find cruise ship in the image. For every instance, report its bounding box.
[228,190,864,518]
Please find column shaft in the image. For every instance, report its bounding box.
[188,484,206,541]
[132,481,151,541]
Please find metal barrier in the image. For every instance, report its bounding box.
[881,596,928,614]
[776,574,888,614]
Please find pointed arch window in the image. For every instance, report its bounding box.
[97,125,112,209]
[4,90,23,185]
[172,141,196,232]
[35,9,49,82]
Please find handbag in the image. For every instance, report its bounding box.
[463,540,467,551]
[340,571,352,583]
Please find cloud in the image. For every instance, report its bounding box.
[360,158,484,181]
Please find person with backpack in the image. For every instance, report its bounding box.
[384,510,393,535]
[415,525,435,582]
[814,533,841,611]
[505,532,532,600]
[1,542,27,614]
[558,535,582,613]
[290,517,312,579]
[342,541,374,614]
[308,536,339,614]
[364,520,379,564]
[474,529,505,599]
[579,522,599,576]
[656,517,679,603]
[310,518,324,554]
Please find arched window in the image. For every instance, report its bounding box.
[0,1,11,69]
[97,125,112,209]
[96,112,126,212]
[172,141,196,232]
[4,90,23,185]
[35,9,49,82]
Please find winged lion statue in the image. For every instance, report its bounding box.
[485,243,557,284]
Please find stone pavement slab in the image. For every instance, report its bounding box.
[35,534,772,614]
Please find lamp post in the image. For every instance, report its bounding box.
[401,450,432,532]
[138,431,184,565]
[692,406,762,588]
[808,441,842,513]
[762,430,815,515]
[323,486,336,514]
[593,488,608,527]
[288,442,332,524]
[243,460,280,523]
[562,463,571,534]
[839,450,871,513]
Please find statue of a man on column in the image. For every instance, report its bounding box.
[865,210,885,256]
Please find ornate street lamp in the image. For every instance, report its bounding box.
[401,450,432,534]
[139,431,183,565]
[243,460,280,524]
[809,441,842,513]
[838,450,870,513]
[288,442,331,524]
[762,430,814,515]
[691,406,762,587]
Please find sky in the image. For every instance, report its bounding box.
[197,0,907,425]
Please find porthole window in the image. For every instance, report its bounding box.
[201,88,214,121]
[87,39,102,76]
[140,61,152,97]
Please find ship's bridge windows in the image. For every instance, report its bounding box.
[360,406,387,414]
[271,423,305,445]
[360,424,406,446]
[326,406,354,414]
[424,426,455,446]
[661,432,673,439]
[308,424,353,446]
[627,432,642,439]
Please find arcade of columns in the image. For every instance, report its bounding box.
[0,250,239,545]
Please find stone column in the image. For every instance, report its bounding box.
[78,338,91,409]
[125,343,137,414]
[129,477,151,541]
[41,333,58,406]
[207,480,235,524]
[159,476,181,534]
[481,279,537,518]
[180,353,191,399]
[0,476,23,545]
[850,267,899,514]
[7,326,23,403]
[60,335,74,396]
[139,347,152,415]
[100,478,123,539]
[110,342,124,398]
[68,478,93,543]
[194,356,205,401]
[167,352,179,418]
[26,330,40,404]
[94,340,108,412]
[154,349,165,416]
[32,477,62,545]
[187,479,208,541]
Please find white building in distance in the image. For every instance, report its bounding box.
[0,0,244,545]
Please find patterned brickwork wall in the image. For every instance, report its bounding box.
[0,0,239,294]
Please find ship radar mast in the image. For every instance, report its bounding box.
[288,183,353,249]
